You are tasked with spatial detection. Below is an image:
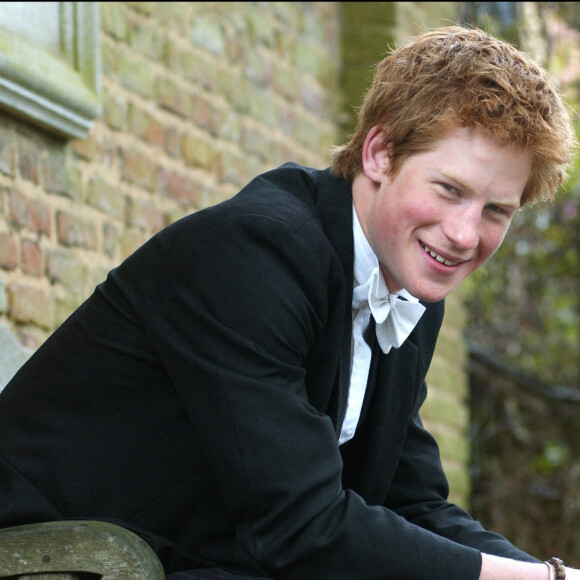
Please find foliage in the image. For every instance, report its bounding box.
[469,352,580,565]
[460,2,580,389]
[459,2,580,559]
[459,2,521,44]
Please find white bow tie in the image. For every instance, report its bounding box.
[352,267,426,354]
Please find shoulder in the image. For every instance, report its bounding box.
[195,163,347,260]
[421,299,445,329]
[213,162,330,226]
[113,163,352,296]
[409,299,446,368]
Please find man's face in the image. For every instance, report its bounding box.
[355,126,532,303]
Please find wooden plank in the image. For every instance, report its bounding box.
[0,520,164,579]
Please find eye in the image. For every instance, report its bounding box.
[438,183,460,197]
[486,203,504,213]
[486,203,516,220]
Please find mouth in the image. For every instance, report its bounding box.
[421,243,459,267]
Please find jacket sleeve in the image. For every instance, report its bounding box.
[117,204,486,580]
[385,381,540,564]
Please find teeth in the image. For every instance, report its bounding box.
[423,245,458,266]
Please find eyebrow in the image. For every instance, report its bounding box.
[439,169,522,209]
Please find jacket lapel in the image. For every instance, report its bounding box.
[341,337,420,505]
[314,168,354,437]
[340,297,444,504]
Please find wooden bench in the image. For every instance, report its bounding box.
[0,520,165,579]
[0,324,165,579]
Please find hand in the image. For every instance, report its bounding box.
[480,554,574,580]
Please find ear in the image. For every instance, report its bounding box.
[362,125,391,184]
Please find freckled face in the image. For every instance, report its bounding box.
[354,126,532,303]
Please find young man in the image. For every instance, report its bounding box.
[0,26,577,580]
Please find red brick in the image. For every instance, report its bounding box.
[129,105,165,148]
[0,232,18,270]
[190,93,223,136]
[181,134,217,170]
[103,90,129,132]
[120,229,150,260]
[21,239,43,276]
[41,148,69,196]
[87,176,125,220]
[0,141,16,176]
[120,147,158,191]
[103,222,121,259]
[72,133,99,161]
[7,283,54,329]
[164,126,182,159]
[8,189,51,236]
[19,146,40,185]
[0,124,16,176]
[56,211,98,250]
[126,196,165,232]
[156,167,201,207]
[156,77,190,118]
[47,248,89,293]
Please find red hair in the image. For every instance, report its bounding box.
[331,26,577,206]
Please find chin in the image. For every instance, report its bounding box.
[410,285,453,304]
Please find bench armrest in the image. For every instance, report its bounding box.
[0,520,165,579]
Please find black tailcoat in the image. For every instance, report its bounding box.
[0,164,536,578]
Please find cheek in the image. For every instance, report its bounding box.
[368,206,404,251]
[375,193,427,228]
[480,225,509,263]
[367,183,435,249]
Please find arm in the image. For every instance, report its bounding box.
[385,402,538,561]
[385,386,580,579]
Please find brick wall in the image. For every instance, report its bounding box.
[0,2,471,507]
[0,2,341,347]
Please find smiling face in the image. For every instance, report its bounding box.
[352,125,532,303]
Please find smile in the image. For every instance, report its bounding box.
[421,244,459,266]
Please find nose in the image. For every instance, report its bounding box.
[441,206,480,251]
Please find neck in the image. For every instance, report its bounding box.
[351,172,376,243]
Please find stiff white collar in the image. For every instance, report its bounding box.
[352,205,425,353]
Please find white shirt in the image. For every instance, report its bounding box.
[338,205,422,445]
